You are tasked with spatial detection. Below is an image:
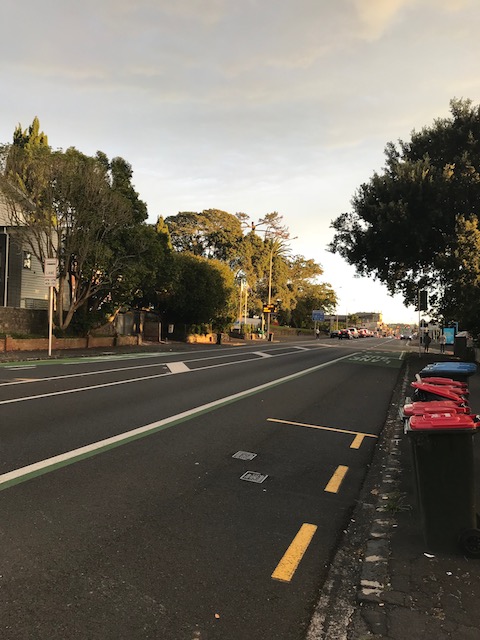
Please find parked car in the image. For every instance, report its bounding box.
[338,329,353,339]
[330,330,340,338]
[347,327,359,338]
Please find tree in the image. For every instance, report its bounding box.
[165,209,243,265]
[329,98,480,333]
[0,118,151,333]
[289,283,337,328]
[166,253,237,329]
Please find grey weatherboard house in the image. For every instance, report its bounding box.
[0,194,48,309]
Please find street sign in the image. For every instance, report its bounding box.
[312,309,325,321]
[44,258,58,287]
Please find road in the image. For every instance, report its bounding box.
[0,337,408,639]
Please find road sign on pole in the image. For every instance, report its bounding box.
[44,258,57,287]
[312,309,325,322]
[44,258,58,357]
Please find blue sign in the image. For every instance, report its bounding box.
[312,309,325,321]
[443,328,455,345]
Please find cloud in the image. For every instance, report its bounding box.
[350,0,416,40]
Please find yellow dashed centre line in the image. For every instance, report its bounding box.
[325,465,349,493]
[271,523,318,583]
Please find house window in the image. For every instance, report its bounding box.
[23,251,31,269]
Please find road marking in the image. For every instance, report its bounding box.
[271,523,317,583]
[350,434,365,449]
[325,465,349,493]
[347,351,404,368]
[267,418,377,442]
[5,365,37,370]
[166,361,190,373]
[253,351,273,358]
[0,352,357,490]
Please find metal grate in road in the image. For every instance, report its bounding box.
[232,451,257,461]
[240,471,268,483]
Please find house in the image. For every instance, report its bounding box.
[0,194,49,309]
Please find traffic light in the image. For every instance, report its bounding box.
[419,290,428,311]
[263,303,276,313]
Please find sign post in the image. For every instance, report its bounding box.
[311,310,325,322]
[44,258,58,357]
[312,309,325,338]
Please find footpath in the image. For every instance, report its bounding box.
[2,340,480,639]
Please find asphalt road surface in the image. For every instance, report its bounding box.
[0,337,408,639]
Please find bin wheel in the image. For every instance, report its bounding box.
[458,529,480,558]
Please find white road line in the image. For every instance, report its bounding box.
[0,361,171,387]
[253,351,273,358]
[166,362,190,373]
[5,366,37,370]
[0,351,357,490]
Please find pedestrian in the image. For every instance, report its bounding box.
[439,332,446,354]
[315,328,320,339]
[424,332,431,353]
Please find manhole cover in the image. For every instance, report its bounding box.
[232,451,257,461]
[240,471,268,484]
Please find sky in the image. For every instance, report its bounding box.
[1,0,479,325]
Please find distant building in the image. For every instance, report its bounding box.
[325,312,383,332]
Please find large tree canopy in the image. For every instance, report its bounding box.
[165,209,243,265]
[166,253,237,329]
[0,118,152,332]
[164,209,336,324]
[329,98,480,333]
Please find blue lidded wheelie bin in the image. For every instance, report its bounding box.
[419,362,477,385]
[406,412,480,556]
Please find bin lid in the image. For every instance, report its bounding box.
[420,362,477,377]
[403,401,469,416]
[409,413,476,431]
[410,381,468,401]
[420,377,468,389]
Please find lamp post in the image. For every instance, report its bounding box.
[241,214,292,339]
[238,279,244,331]
[266,240,274,337]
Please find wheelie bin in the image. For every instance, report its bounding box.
[406,412,480,555]
[419,362,477,385]
[410,380,469,404]
[419,377,468,391]
[403,400,470,418]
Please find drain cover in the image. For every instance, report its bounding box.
[240,471,268,484]
[233,451,257,461]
